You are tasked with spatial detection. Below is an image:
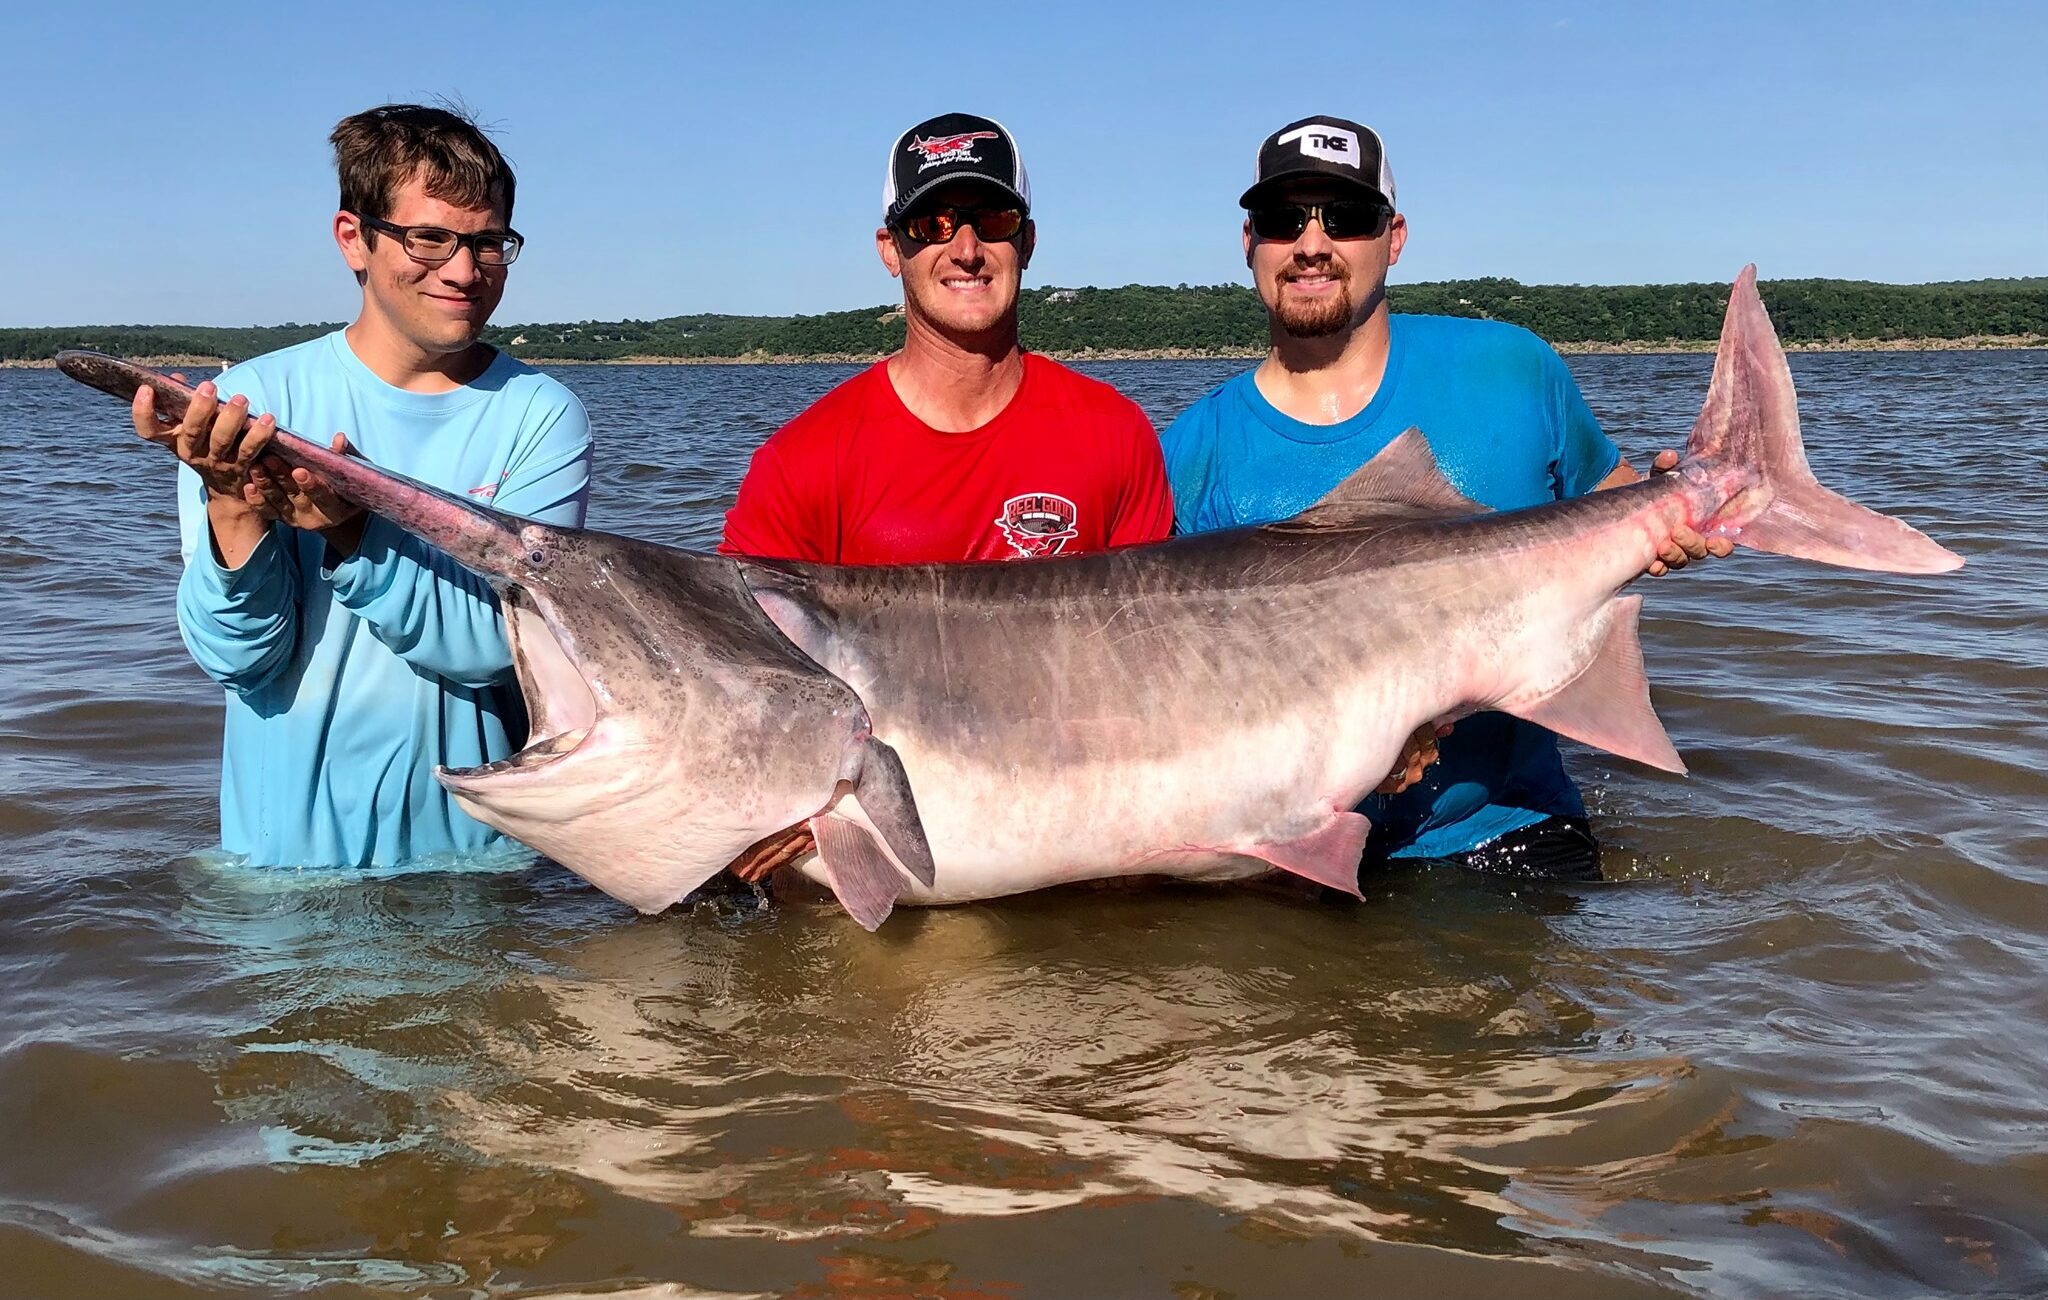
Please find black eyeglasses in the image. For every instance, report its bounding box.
[895,205,1027,246]
[1247,200,1390,242]
[353,213,524,266]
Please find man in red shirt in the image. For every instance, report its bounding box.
[720,112,1174,881]
[721,111,1174,564]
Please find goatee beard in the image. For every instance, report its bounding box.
[1272,267,1354,338]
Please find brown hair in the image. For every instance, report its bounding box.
[329,103,516,231]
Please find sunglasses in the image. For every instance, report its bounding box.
[896,204,1027,245]
[1247,200,1390,242]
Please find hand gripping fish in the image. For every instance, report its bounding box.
[61,268,1961,925]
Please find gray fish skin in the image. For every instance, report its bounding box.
[58,267,1961,921]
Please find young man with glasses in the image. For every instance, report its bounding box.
[719,111,1175,880]
[131,103,591,870]
[1161,116,1725,883]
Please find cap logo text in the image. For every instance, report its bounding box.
[1277,124,1359,168]
[908,131,999,173]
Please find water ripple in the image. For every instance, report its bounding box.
[2,352,2044,1296]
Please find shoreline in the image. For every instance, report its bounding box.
[5,334,2042,370]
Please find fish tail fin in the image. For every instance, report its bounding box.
[1687,266,1962,575]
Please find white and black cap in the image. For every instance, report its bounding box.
[883,111,1032,226]
[1240,116,1395,210]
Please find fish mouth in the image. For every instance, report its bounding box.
[452,725,591,778]
[439,586,601,789]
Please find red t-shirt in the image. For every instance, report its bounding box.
[720,354,1173,564]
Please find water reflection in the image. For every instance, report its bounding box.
[378,880,1696,1263]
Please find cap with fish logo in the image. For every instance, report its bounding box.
[884,111,1031,225]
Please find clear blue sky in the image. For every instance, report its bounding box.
[1,1,2040,328]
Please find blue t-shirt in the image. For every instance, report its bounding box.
[176,331,592,869]
[1160,314,1621,859]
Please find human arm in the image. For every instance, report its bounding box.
[173,459,305,695]
[730,824,816,883]
[142,375,305,694]
[321,398,592,687]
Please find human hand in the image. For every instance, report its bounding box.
[1376,721,1453,795]
[130,375,275,508]
[1645,449,1735,576]
[245,433,366,544]
[730,824,816,883]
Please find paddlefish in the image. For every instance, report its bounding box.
[60,268,1961,926]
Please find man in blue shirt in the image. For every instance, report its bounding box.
[131,104,592,870]
[1161,116,1723,881]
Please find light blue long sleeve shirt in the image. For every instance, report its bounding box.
[176,331,591,869]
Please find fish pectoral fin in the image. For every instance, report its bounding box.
[810,813,907,931]
[1241,811,1372,899]
[1512,594,1688,775]
[852,736,937,886]
[745,578,836,668]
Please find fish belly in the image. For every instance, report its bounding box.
[832,676,1432,905]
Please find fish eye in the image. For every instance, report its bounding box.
[516,524,557,569]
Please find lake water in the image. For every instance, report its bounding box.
[2,350,2044,1299]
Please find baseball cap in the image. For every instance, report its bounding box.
[1239,116,1395,210]
[883,112,1032,226]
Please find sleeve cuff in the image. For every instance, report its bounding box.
[323,515,404,605]
[191,517,288,600]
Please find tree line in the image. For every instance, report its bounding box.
[7,277,2043,363]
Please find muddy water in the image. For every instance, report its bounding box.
[2,351,2042,1298]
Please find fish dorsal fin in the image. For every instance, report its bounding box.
[1282,427,1489,529]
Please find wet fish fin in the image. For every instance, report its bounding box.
[809,813,905,932]
[1514,595,1687,774]
[1731,489,1962,575]
[1285,428,1489,529]
[1243,811,1371,899]
[1686,267,1961,574]
[852,737,937,887]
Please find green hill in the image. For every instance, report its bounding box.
[7,277,2044,363]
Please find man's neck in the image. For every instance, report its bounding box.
[1253,302,1394,426]
[887,311,1026,432]
[345,313,493,394]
